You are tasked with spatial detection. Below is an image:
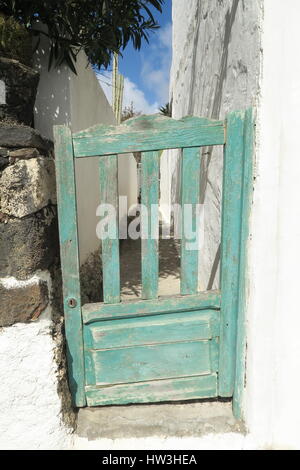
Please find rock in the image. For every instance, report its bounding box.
[0,157,57,217]
[0,147,8,157]
[0,280,49,327]
[9,147,41,160]
[0,57,39,125]
[0,124,50,151]
[0,156,8,170]
[0,206,59,280]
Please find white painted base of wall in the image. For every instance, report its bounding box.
[0,272,73,450]
[0,318,73,449]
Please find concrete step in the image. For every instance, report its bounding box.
[76,401,244,440]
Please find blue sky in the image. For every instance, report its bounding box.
[96,0,172,114]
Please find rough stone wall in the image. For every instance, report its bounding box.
[171,0,261,289]
[0,125,58,320]
[0,123,74,448]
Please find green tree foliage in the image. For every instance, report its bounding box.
[0,0,164,73]
[0,14,32,65]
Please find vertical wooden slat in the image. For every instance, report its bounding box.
[180,147,201,295]
[233,108,255,418]
[218,110,246,397]
[141,151,159,299]
[53,125,86,407]
[99,155,120,304]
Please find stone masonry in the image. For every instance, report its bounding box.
[0,124,59,326]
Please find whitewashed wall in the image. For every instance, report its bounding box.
[171,0,300,449]
[0,273,73,450]
[245,0,300,449]
[34,47,137,263]
[170,0,261,290]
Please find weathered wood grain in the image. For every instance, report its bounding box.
[218,111,246,397]
[181,147,201,295]
[233,108,255,419]
[85,339,219,386]
[73,114,225,157]
[85,374,218,406]
[53,125,86,407]
[141,151,159,299]
[84,309,220,349]
[99,154,120,304]
[82,290,221,324]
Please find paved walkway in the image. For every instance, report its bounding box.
[80,231,181,304]
[77,401,242,440]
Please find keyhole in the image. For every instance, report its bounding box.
[68,298,77,308]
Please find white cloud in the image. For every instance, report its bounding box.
[123,77,159,114]
[141,22,172,105]
[159,22,173,48]
[95,70,159,115]
[94,22,172,115]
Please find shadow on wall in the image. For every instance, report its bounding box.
[203,0,240,290]
[33,36,138,265]
[184,0,240,290]
[34,45,71,134]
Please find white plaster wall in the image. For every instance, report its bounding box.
[69,52,138,262]
[245,0,300,450]
[0,273,73,450]
[159,150,171,223]
[34,45,137,263]
[170,0,261,289]
[171,0,300,449]
[159,149,178,225]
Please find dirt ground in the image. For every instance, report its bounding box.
[80,232,181,304]
[120,236,181,300]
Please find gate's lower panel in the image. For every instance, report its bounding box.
[83,304,220,406]
[85,339,218,385]
[85,374,217,407]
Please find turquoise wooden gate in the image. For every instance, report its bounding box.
[53,109,254,414]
